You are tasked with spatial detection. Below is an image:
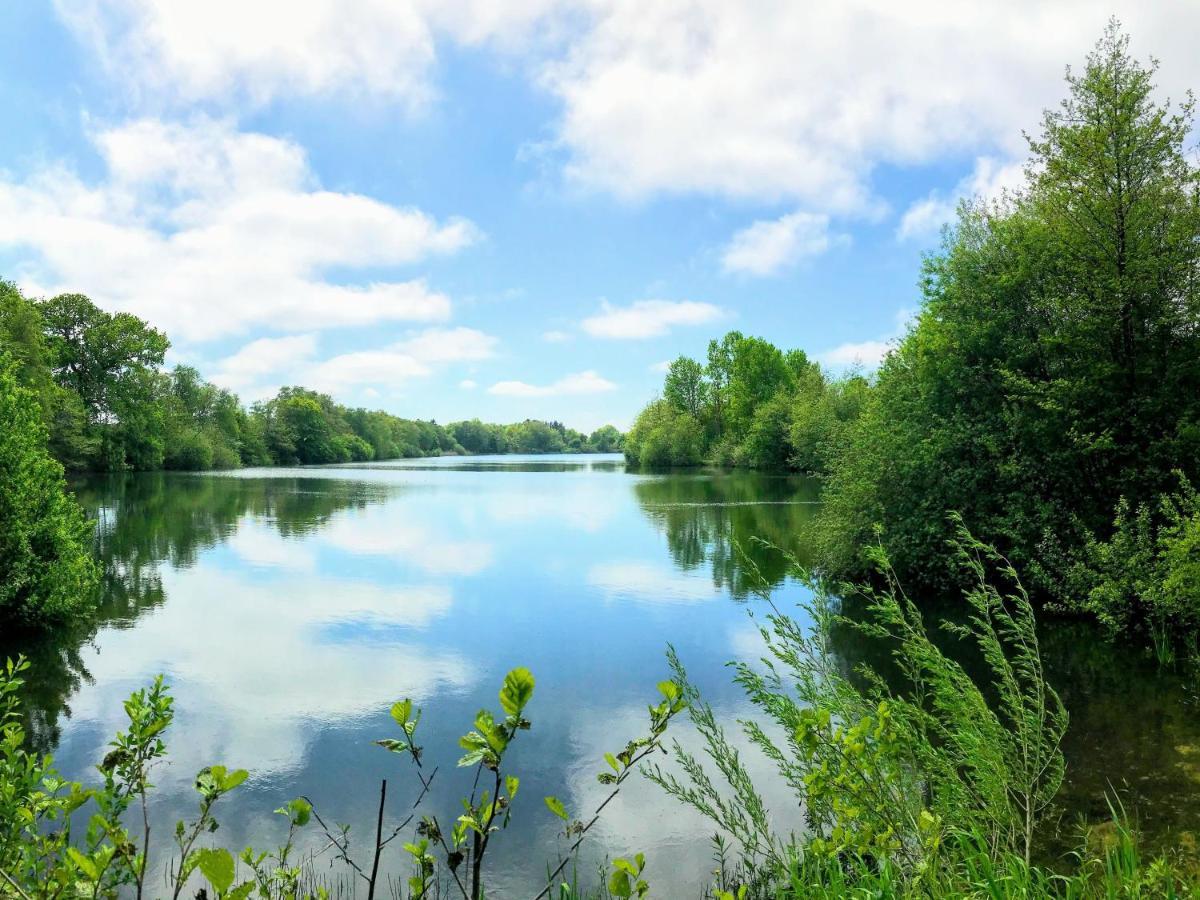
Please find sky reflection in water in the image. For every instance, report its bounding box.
[5,455,1198,894]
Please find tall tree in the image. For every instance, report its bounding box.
[39,293,169,424]
[818,24,1200,588]
[663,356,708,419]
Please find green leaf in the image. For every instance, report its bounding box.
[506,774,520,800]
[609,868,631,898]
[67,847,99,881]
[390,699,414,728]
[604,752,620,773]
[544,795,568,821]
[656,680,679,702]
[195,847,236,894]
[276,797,311,827]
[499,667,535,716]
[227,884,255,900]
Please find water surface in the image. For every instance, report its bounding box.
[3,455,1197,893]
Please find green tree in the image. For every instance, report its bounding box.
[726,336,792,435]
[39,293,169,424]
[0,356,99,623]
[663,356,708,419]
[588,424,624,453]
[818,25,1200,597]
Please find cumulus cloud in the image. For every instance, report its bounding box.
[51,0,555,109]
[898,156,1027,241]
[209,334,318,392]
[488,370,616,397]
[818,308,916,371]
[721,210,846,276]
[210,326,496,397]
[0,117,477,342]
[581,300,723,340]
[395,326,499,363]
[818,339,893,369]
[54,3,1200,218]
[541,2,1199,213]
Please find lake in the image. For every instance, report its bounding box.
[3,455,1198,895]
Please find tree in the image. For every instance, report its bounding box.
[588,425,624,453]
[39,293,169,423]
[663,356,708,419]
[0,355,99,623]
[817,24,1200,593]
[727,336,793,435]
[705,330,743,436]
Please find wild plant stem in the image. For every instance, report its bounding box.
[366,778,387,900]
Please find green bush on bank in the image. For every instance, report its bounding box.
[0,356,98,625]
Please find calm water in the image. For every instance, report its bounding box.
[3,455,1198,893]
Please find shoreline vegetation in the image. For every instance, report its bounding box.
[625,24,1200,668]
[0,282,624,478]
[2,22,1200,899]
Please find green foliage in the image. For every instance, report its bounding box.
[625,331,862,473]
[652,525,1195,897]
[0,660,679,899]
[1,282,621,481]
[1040,475,1200,664]
[0,355,99,624]
[623,399,704,467]
[817,25,1200,607]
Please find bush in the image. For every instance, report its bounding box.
[1042,476,1200,663]
[624,400,704,467]
[164,428,214,471]
[0,356,99,623]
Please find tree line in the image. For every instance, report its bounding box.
[0,284,622,471]
[626,27,1200,663]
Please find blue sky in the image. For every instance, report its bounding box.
[1,1,1195,432]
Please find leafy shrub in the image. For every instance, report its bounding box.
[1042,476,1200,663]
[0,356,99,624]
[624,400,704,467]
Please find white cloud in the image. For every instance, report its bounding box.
[304,349,432,394]
[54,3,1200,219]
[818,339,893,369]
[818,307,916,371]
[721,210,846,276]
[459,378,478,389]
[542,329,571,343]
[581,299,722,340]
[0,117,476,342]
[210,334,318,392]
[395,326,498,362]
[541,2,1200,212]
[649,360,671,373]
[488,370,616,397]
[897,156,1027,241]
[210,326,496,397]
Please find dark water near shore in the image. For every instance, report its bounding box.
[2,455,1198,893]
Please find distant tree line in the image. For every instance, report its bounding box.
[0,284,623,473]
